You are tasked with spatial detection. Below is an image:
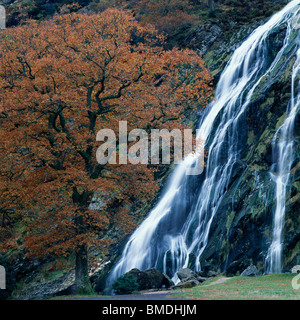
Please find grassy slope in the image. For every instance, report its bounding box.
[171,274,300,300]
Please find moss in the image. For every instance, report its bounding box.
[253,126,273,157]
[284,242,300,266]
[287,193,300,206]
[226,211,236,233]
[263,228,271,238]
[259,96,275,111]
[247,130,256,146]
[290,163,300,175]
[220,238,230,261]
[274,112,289,131]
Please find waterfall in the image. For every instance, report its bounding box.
[266,47,300,273]
[107,0,300,288]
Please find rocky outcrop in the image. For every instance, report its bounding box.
[14,270,75,300]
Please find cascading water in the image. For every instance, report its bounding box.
[107,0,300,288]
[266,47,300,273]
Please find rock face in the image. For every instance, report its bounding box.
[15,270,76,300]
[194,15,300,276]
[125,268,174,290]
[240,265,259,277]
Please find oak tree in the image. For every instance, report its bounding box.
[0,9,213,293]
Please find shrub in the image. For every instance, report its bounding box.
[112,274,139,295]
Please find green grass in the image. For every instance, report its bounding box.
[171,274,300,300]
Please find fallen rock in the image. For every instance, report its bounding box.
[125,268,173,290]
[125,268,150,290]
[240,265,259,277]
[144,268,174,289]
[176,268,196,281]
[162,273,175,288]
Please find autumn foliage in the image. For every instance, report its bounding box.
[134,0,197,34]
[0,9,213,292]
[87,0,197,35]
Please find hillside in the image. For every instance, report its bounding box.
[0,0,299,300]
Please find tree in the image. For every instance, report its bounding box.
[207,0,215,17]
[0,9,213,294]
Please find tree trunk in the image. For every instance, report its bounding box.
[75,244,93,294]
[207,0,215,15]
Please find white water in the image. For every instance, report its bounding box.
[107,0,300,288]
[266,47,300,273]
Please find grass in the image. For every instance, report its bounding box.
[51,274,300,300]
[171,274,300,300]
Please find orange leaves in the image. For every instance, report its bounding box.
[0,9,213,261]
[135,0,197,35]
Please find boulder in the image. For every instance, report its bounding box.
[144,268,164,288]
[176,268,196,281]
[240,265,259,277]
[144,268,174,289]
[125,268,173,290]
[162,273,175,288]
[291,265,300,274]
[125,268,150,290]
